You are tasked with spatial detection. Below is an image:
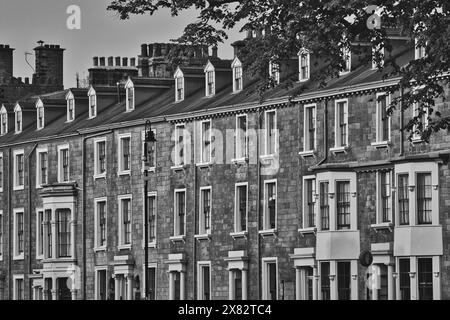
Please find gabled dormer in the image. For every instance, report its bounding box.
[340,46,352,75]
[268,55,298,86]
[35,98,45,130]
[88,86,97,118]
[174,68,185,102]
[231,57,243,93]
[0,105,8,135]
[269,60,280,85]
[124,78,135,112]
[298,49,310,82]
[65,90,75,122]
[14,103,22,134]
[204,61,216,97]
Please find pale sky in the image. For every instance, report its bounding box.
[0,0,242,88]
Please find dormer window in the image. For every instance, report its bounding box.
[66,91,75,122]
[204,62,216,97]
[340,47,351,75]
[372,45,385,69]
[269,61,280,85]
[14,105,22,134]
[125,79,135,112]
[88,87,97,118]
[298,50,310,82]
[36,100,44,130]
[0,106,7,135]
[231,57,243,93]
[174,68,185,102]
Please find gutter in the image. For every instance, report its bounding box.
[26,143,38,299]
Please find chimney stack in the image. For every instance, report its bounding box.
[33,41,65,88]
[0,44,14,79]
[212,46,218,58]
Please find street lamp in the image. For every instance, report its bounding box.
[143,120,156,300]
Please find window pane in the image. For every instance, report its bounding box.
[380,172,391,223]
[267,183,276,229]
[399,258,411,300]
[336,181,350,229]
[417,173,432,224]
[337,262,351,300]
[320,262,330,300]
[398,174,409,225]
[320,182,330,230]
[418,258,433,300]
[306,179,315,228]
[57,209,71,257]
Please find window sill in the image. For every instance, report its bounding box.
[411,137,424,144]
[259,229,277,237]
[171,165,186,172]
[118,245,132,250]
[93,247,107,252]
[299,150,315,158]
[371,141,390,149]
[259,154,276,165]
[117,171,131,177]
[230,231,248,239]
[13,185,24,191]
[194,234,211,241]
[196,162,212,169]
[298,78,310,83]
[231,157,248,165]
[170,235,186,243]
[298,227,316,236]
[141,167,156,174]
[371,222,393,232]
[36,255,44,261]
[94,174,106,180]
[142,242,157,249]
[330,146,350,155]
[13,255,24,261]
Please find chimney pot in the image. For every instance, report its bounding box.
[148,44,154,58]
[212,46,218,58]
[130,58,136,67]
[25,77,29,84]
[108,56,113,66]
[141,44,148,57]
[115,56,121,66]
[99,57,105,66]
[122,57,128,67]
[93,57,99,66]
[17,77,22,83]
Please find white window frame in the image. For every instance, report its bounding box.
[264,110,277,156]
[269,61,280,85]
[199,119,212,164]
[143,191,157,247]
[233,182,248,236]
[174,68,185,102]
[262,257,278,300]
[36,208,44,259]
[0,105,8,135]
[13,149,24,191]
[13,274,25,300]
[262,179,277,232]
[94,137,107,179]
[172,188,187,239]
[118,194,132,249]
[142,262,158,299]
[197,261,212,300]
[373,170,393,228]
[303,104,317,153]
[118,133,131,176]
[94,266,108,300]
[125,79,135,112]
[94,197,108,251]
[13,208,25,260]
[173,123,186,167]
[298,50,310,82]
[204,62,216,97]
[36,147,48,188]
[66,91,75,122]
[198,186,212,236]
[333,99,349,150]
[232,57,243,93]
[88,86,97,119]
[372,93,391,146]
[302,176,317,230]
[14,104,22,134]
[57,144,70,183]
[235,114,248,160]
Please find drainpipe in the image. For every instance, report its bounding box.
[81,130,112,300]
[192,143,197,300]
[8,147,12,299]
[399,85,404,157]
[256,109,263,299]
[26,143,38,299]
[316,99,328,167]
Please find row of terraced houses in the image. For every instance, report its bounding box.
[0,29,449,300]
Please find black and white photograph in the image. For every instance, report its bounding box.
[0,0,449,310]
